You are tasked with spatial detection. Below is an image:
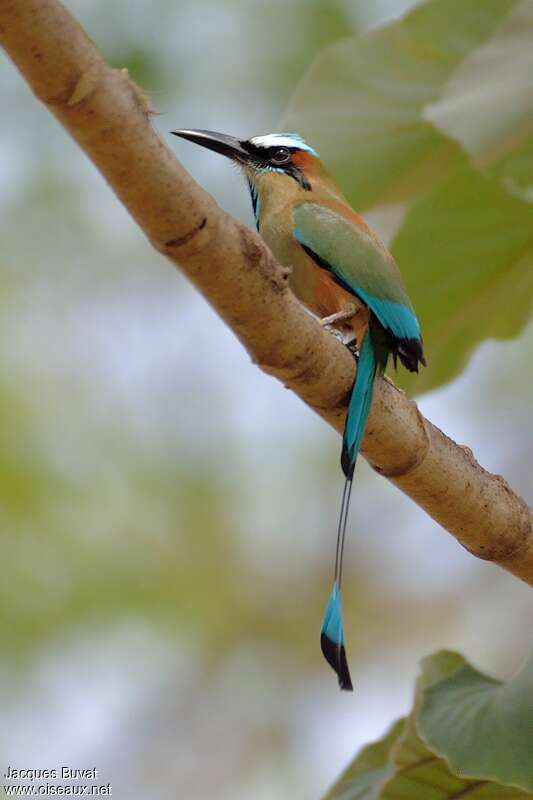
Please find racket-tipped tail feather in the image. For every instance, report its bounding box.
[320,583,353,691]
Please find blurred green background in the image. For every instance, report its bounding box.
[1,1,532,798]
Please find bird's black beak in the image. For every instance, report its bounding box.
[171,129,249,162]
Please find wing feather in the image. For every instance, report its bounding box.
[294,202,422,344]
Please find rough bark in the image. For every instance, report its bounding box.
[1,0,531,583]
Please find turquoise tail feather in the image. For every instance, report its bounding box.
[321,328,381,690]
[320,582,353,691]
[341,330,378,479]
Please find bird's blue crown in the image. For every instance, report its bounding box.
[249,133,318,156]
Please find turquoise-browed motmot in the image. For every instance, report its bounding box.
[172,129,426,691]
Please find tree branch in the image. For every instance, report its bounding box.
[1,0,532,583]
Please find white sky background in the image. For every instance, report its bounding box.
[1,1,532,798]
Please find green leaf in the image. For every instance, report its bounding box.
[323,651,533,799]
[283,0,516,210]
[323,719,404,800]
[391,166,533,393]
[423,0,533,196]
[419,653,533,792]
[378,651,497,799]
[490,135,533,205]
[417,649,466,690]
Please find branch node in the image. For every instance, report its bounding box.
[370,391,431,478]
[239,227,291,294]
[66,64,100,107]
[120,70,153,118]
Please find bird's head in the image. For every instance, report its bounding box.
[171,129,322,193]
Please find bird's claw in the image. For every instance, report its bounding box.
[319,307,358,327]
[322,324,346,342]
[346,340,360,361]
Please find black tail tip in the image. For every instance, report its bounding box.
[395,337,427,373]
[321,633,354,691]
[341,445,355,481]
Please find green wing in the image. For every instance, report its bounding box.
[294,202,421,341]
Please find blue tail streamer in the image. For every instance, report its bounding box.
[341,332,377,480]
[321,331,377,691]
[320,581,353,691]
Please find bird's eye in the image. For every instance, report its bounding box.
[270,147,291,165]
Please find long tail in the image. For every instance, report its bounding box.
[320,328,379,691]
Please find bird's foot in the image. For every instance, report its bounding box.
[321,324,346,343]
[346,339,359,361]
[319,306,357,327]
